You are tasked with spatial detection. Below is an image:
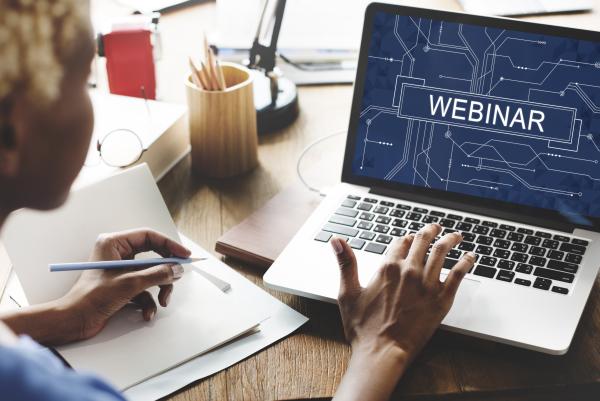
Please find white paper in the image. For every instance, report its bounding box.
[124,234,309,401]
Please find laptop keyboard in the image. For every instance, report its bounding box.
[315,194,590,295]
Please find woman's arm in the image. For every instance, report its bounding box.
[331,223,475,401]
[0,228,190,346]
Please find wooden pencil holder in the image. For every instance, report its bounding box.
[185,62,259,178]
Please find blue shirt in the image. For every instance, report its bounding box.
[0,336,125,401]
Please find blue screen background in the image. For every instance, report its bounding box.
[352,11,600,220]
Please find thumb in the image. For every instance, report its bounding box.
[331,237,360,300]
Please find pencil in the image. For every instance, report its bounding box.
[188,57,204,89]
[49,257,207,272]
[215,58,226,90]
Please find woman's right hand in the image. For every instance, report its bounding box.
[331,223,476,401]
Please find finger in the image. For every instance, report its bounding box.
[123,263,184,293]
[406,224,442,265]
[442,252,476,300]
[331,237,361,300]
[424,232,463,283]
[132,291,157,321]
[385,234,414,263]
[158,284,173,307]
[108,229,191,259]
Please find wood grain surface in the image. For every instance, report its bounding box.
[124,1,600,399]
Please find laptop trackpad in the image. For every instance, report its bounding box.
[442,277,480,327]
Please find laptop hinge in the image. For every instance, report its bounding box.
[370,187,576,233]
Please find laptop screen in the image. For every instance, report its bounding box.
[346,6,600,226]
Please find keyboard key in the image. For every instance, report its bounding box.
[347,195,361,200]
[314,231,332,242]
[490,229,507,239]
[390,228,406,237]
[473,226,489,235]
[365,242,386,254]
[475,245,493,255]
[341,199,357,208]
[494,239,510,249]
[390,209,405,218]
[476,236,493,246]
[447,249,462,259]
[359,231,376,241]
[442,229,457,236]
[364,198,378,204]
[406,212,422,221]
[349,238,366,250]
[553,235,570,242]
[357,221,373,230]
[511,252,528,262]
[480,256,497,267]
[493,249,510,259]
[376,234,393,244]
[515,278,531,286]
[524,236,541,246]
[430,211,445,217]
[439,219,456,228]
[565,253,582,264]
[507,232,524,242]
[458,242,476,251]
[547,259,578,274]
[474,265,497,278]
[357,203,373,211]
[464,217,480,224]
[534,267,575,283]
[375,216,391,224]
[517,228,534,235]
[359,212,375,221]
[329,215,357,227]
[447,214,463,220]
[535,231,552,239]
[498,260,515,270]
[323,223,359,237]
[392,219,408,227]
[380,201,395,207]
[541,239,559,250]
[529,246,546,257]
[559,243,586,255]
[572,238,589,246]
[396,203,411,210]
[374,225,390,234]
[552,286,569,295]
[455,222,473,231]
[462,233,476,242]
[482,221,498,228]
[499,224,516,231]
[547,250,564,261]
[413,207,428,214]
[516,263,533,274]
[511,243,528,253]
[335,207,359,218]
[422,215,439,223]
[409,222,425,231]
[496,270,515,282]
[374,206,390,215]
[528,256,546,267]
[533,277,552,290]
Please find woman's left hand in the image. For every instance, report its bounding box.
[59,228,191,341]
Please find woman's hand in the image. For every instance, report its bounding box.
[0,229,191,346]
[332,223,475,401]
[60,228,191,341]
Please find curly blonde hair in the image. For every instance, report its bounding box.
[0,0,91,108]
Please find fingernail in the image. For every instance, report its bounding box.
[171,264,184,279]
[165,292,172,306]
[465,252,476,260]
[330,238,344,255]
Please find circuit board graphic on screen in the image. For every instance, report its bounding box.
[352,11,600,219]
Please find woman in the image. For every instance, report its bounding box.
[0,1,475,400]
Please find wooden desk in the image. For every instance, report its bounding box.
[148,1,600,399]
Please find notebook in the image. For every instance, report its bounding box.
[1,164,267,390]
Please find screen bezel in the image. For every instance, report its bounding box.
[341,2,600,232]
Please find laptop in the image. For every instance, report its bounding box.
[264,3,600,355]
[458,0,593,17]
